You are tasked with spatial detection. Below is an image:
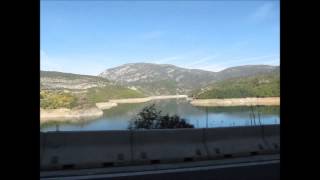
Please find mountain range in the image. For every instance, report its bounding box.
[98,63,279,95]
[41,63,279,97]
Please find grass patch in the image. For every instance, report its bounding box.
[86,85,145,103]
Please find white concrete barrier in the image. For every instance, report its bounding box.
[40,132,45,166]
[132,129,208,164]
[41,131,131,170]
[204,126,279,159]
[262,125,280,153]
[40,125,279,170]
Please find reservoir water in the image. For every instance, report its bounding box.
[40,99,280,132]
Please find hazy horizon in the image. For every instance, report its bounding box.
[41,0,279,76]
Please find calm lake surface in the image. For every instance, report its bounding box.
[40,99,280,132]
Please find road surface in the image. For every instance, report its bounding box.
[41,156,279,180]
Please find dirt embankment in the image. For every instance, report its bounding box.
[108,95,188,104]
[190,97,280,107]
[40,107,103,123]
[95,102,118,110]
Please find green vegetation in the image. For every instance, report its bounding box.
[132,79,179,95]
[194,73,279,99]
[86,85,145,104]
[40,118,92,128]
[40,90,79,109]
[40,68,280,110]
[41,70,147,109]
[129,104,194,129]
[99,63,279,95]
[40,86,145,109]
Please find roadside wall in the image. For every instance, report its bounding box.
[40,125,280,170]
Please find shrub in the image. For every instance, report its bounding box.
[129,104,194,129]
[40,90,78,109]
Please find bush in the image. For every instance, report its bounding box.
[157,114,194,129]
[40,90,78,109]
[129,104,194,129]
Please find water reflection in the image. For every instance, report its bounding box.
[41,99,280,132]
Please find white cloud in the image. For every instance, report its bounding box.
[222,55,279,65]
[152,56,183,64]
[185,54,219,68]
[141,30,165,40]
[195,64,228,72]
[249,2,276,23]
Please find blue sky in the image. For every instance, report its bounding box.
[41,0,280,75]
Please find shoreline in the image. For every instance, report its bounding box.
[40,96,280,124]
[108,95,188,104]
[190,97,280,107]
[40,95,188,123]
[96,95,189,109]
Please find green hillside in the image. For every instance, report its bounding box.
[40,71,146,109]
[86,85,145,104]
[193,72,279,99]
[130,79,179,96]
[99,63,279,95]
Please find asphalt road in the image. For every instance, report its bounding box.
[42,160,279,180]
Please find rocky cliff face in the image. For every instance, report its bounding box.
[41,71,112,90]
[99,63,216,83]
